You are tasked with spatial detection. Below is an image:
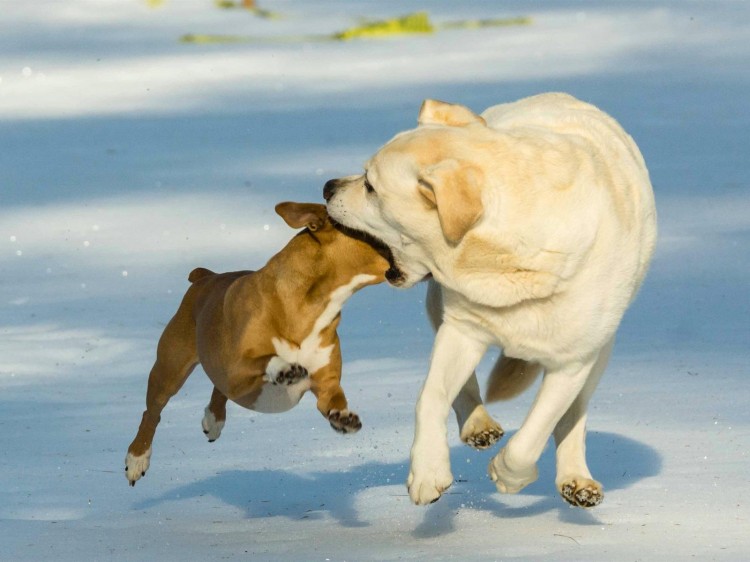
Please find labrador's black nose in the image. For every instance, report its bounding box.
[323,179,338,202]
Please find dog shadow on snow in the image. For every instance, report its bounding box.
[136,431,660,537]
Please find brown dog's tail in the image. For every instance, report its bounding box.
[485,354,543,402]
[188,267,215,283]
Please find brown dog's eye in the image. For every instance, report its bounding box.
[364,178,375,194]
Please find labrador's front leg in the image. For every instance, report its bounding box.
[408,323,488,505]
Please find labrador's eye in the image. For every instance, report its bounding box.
[364,178,375,194]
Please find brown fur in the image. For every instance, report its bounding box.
[125,202,388,484]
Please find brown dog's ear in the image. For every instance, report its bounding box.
[275,202,327,231]
[418,99,486,127]
[418,160,484,244]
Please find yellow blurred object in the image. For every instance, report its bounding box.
[145,0,166,7]
[181,34,247,44]
[334,11,434,40]
[181,11,531,45]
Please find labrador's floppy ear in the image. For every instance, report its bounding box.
[418,99,486,127]
[418,159,484,244]
[275,202,327,231]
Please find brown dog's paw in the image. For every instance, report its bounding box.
[273,363,308,386]
[125,449,151,487]
[328,409,362,434]
[201,407,225,442]
[559,478,604,508]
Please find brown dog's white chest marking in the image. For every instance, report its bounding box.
[272,273,377,375]
[252,273,376,413]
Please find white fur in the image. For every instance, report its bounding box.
[408,323,489,504]
[252,378,312,413]
[125,448,151,485]
[263,355,295,383]
[201,407,225,441]
[327,93,657,506]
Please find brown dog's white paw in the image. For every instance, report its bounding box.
[264,357,309,386]
[201,407,225,442]
[125,449,151,487]
[558,478,604,508]
[328,409,362,434]
[276,363,308,385]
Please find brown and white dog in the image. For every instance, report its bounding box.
[124,202,391,486]
[324,93,657,507]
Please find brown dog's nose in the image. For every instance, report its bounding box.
[323,179,338,202]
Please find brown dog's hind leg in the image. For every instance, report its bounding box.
[125,306,198,487]
[202,386,228,442]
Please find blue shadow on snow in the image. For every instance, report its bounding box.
[136,430,661,536]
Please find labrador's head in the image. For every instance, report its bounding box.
[324,100,489,287]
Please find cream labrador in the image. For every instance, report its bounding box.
[324,93,657,507]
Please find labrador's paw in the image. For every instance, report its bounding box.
[558,477,604,508]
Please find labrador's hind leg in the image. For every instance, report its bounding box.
[554,338,614,508]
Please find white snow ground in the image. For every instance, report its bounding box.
[1,1,749,560]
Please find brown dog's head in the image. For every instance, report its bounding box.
[323,100,490,288]
[274,201,390,284]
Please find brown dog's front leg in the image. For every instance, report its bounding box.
[310,346,361,434]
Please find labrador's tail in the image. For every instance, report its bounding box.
[485,354,543,402]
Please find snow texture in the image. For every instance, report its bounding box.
[1,1,749,560]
